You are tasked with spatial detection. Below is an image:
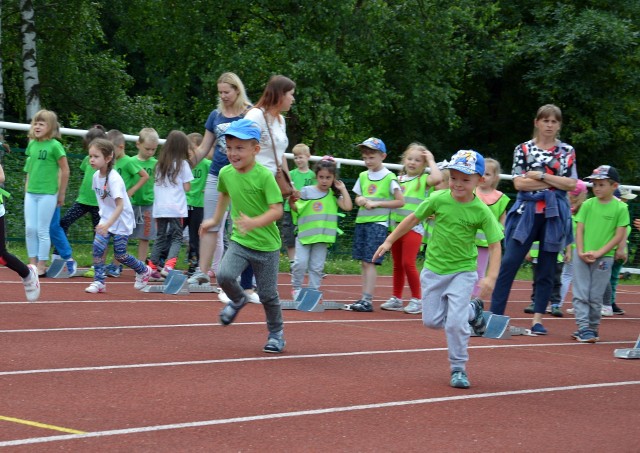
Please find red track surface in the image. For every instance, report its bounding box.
[1,267,639,451]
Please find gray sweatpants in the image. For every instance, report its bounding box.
[217,241,283,335]
[291,239,328,291]
[571,249,612,332]
[421,268,477,371]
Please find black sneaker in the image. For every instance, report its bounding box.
[612,304,625,315]
[524,302,535,314]
[350,300,373,312]
[469,298,486,336]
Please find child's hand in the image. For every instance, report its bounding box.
[363,199,378,210]
[422,149,434,163]
[634,218,640,231]
[95,223,109,236]
[199,219,217,236]
[334,180,346,191]
[372,242,391,261]
[235,212,257,235]
[579,251,596,264]
[615,248,628,263]
[478,276,496,300]
[524,252,532,262]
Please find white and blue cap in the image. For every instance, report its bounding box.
[223,118,261,141]
[357,137,387,153]
[446,150,485,175]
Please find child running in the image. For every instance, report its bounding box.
[472,158,510,297]
[0,162,40,301]
[290,156,352,299]
[381,143,442,313]
[86,139,152,293]
[148,131,193,276]
[23,109,70,276]
[199,119,285,353]
[373,150,503,389]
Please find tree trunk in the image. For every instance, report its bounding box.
[0,0,5,126]
[20,0,40,121]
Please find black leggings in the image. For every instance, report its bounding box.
[61,202,101,232]
[0,214,30,278]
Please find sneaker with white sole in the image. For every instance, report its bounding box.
[404,298,422,314]
[187,269,210,285]
[66,259,77,278]
[218,291,231,303]
[160,265,173,277]
[85,281,106,293]
[246,291,261,304]
[219,299,247,325]
[601,306,613,317]
[23,264,41,302]
[381,296,404,311]
[450,369,470,389]
[263,333,286,353]
[134,266,152,290]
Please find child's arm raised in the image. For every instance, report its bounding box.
[424,150,443,187]
[96,197,124,236]
[127,169,149,198]
[335,180,353,211]
[235,203,283,235]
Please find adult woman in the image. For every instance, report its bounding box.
[489,104,577,335]
[188,72,252,286]
[244,75,296,186]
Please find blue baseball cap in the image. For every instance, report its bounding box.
[357,137,387,153]
[446,150,485,176]
[223,118,261,141]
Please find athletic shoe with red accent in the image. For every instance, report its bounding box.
[23,264,41,302]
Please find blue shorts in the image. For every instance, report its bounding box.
[352,222,387,265]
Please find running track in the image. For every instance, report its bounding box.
[1,268,639,451]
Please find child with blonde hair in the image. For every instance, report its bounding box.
[23,109,70,276]
[472,158,509,297]
[130,128,160,268]
[381,143,442,313]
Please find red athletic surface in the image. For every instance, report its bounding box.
[1,267,639,451]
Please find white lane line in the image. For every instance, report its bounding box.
[1,380,638,447]
[0,340,633,377]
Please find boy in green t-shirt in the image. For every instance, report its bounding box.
[104,129,149,277]
[572,165,629,343]
[374,150,503,389]
[199,119,285,353]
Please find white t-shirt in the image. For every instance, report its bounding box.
[93,169,136,236]
[153,160,194,218]
[244,107,288,175]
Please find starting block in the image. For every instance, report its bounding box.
[614,334,640,359]
[142,270,188,295]
[470,312,537,339]
[46,259,73,278]
[281,288,347,312]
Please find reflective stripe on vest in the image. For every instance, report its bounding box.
[390,174,427,229]
[295,193,341,245]
[356,172,395,224]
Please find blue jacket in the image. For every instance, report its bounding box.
[505,189,572,253]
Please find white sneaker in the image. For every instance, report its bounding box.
[218,291,231,303]
[292,289,301,301]
[85,282,106,293]
[23,264,41,302]
[134,266,152,290]
[601,305,613,317]
[381,296,404,311]
[160,265,173,277]
[246,291,261,304]
[566,307,575,314]
[404,298,422,314]
[187,269,210,285]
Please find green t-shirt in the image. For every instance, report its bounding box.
[414,189,504,274]
[114,154,143,192]
[285,168,316,212]
[218,162,283,252]
[76,155,98,206]
[25,139,66,194]
[576,197,630,257]
[131,156,157,206]
[187,158,211,208]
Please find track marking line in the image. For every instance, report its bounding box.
[0,415,85,434]
[0,340,633,376]
[0,380,638,447]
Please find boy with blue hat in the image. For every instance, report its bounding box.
[374,150,503,389]
[348,137,405,312]
[199,118,286,353]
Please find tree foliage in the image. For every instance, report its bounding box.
[1,0,639,180]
